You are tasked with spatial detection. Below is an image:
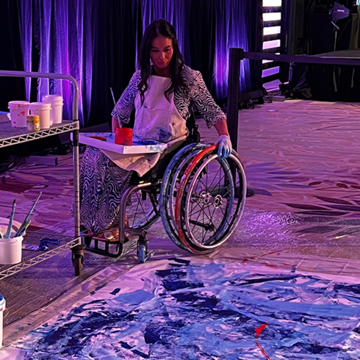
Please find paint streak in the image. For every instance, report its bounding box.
[110,288,121,295]
[90,282,108,295]
[260,262,278,269]
[256,342,273,360]
[242,250,284,264]
[255,323,268,338]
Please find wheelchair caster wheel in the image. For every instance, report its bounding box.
[72,253,84,276]
[137,236,148,263]
[73,255,83,276]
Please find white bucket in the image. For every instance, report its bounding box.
[42,95,63,125]
[0,236,23,265]
[7,101,29,128]
[0,295,5,348]
[29,102,51,129]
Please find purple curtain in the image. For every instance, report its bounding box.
[134,0,188,68]
[17,0,98,126]
[17,0,253,126]
[17,0,32,101]
[213,0,250,99]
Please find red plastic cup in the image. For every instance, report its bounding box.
[115,127,133,146]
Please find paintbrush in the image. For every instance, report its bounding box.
[15,192,42,237]
[110,87,116,106]
[17,220,31,237]
[5,199,16,238]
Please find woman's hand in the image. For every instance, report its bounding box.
[216,135,232,159]
[214,119,232,159]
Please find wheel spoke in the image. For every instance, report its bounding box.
[126,189,159,229]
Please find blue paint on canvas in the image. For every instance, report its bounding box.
[110,288,121,296]
[114,289,154,305]
[12,259,360,359]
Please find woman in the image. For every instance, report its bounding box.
[79,19,232,237]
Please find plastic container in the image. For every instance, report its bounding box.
[29,102,51,129]
[0,295,5,348]
[7,101,30,128]
[115,127,133,146]
[42,95,63,124]
[0,236,24,265]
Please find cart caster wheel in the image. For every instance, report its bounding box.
[73,255,83,276]
[72,253,84,276]
[137,236,148,264]
[72,244,86,276]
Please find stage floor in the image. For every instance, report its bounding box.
[1,99,360,358]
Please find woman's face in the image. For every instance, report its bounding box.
[150,36,174,74]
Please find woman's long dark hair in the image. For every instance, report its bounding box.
[138,19,188,104]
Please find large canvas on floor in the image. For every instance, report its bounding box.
[2,255,360,359]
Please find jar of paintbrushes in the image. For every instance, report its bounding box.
[0,193,41,265]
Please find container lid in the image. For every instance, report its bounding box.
[27,115,40,120]
[116,127,133,133]
[29,102,51,109]
[42,95,63,104]
[42,95,63,100]
[0,235,24,242]
[0,295,5,311]
[8,101,30,108]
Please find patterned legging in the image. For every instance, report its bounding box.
[79,146,132,234]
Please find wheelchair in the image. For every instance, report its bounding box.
[84,114,247,263]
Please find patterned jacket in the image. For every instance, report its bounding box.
[111,65,226,129]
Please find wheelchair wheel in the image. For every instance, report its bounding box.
[125,185,160,230]
[160,143,207,250]
[175,146,246,254]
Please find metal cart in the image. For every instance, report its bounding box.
[0,70,84,278]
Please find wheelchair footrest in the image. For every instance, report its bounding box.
[83,233,138,258]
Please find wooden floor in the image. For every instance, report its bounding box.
[1,99,360,346]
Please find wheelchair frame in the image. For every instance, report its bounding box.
[84,115,247,262]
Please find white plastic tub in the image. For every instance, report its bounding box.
[42,95,63,124]
[0,236,23,265]
[29,102,51,129]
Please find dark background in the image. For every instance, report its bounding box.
[1,0,358,133]
[0,0,264,129]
